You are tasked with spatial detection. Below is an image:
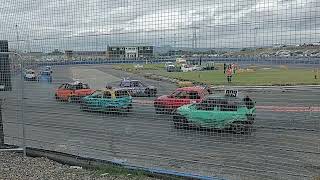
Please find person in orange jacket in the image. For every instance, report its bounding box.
[226,66,233,83]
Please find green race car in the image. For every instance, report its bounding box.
[80,88,132,113]
[173,92,256,134]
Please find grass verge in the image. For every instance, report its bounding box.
[113,64,320,86]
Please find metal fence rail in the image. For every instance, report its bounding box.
[1,0,320,180]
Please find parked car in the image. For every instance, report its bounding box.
[180,64,200,72]
[24,69,37,81]
[172,91,256,134]
[55,81,95,102]
[154,86,209,114]
[119,79,157,97]
[80,88,132,113]
[38,70,52,83]
[166,65,181,72]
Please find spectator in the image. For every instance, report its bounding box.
[226,67,233,83]
[232,63,236,74]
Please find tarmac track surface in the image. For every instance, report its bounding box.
[2,65,320,180]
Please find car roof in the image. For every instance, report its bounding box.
[66,81,88,85]
[206,93,247,100]
[176,86,205,92]
[121,79,139,82]
[96,88,129,93]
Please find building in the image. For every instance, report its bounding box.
[107,46,154,59]
[64,50,107,60]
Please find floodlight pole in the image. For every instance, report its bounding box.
[0,98,4,146]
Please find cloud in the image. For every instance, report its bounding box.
[0,0,319,51]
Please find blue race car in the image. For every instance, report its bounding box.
[38,70,52,83]
[80,88,132,113]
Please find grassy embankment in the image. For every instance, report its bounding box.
[113,64,320,86]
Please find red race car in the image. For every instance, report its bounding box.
[55,81,95,103]
[154,86,209,114]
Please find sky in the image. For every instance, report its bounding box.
[0,0,319,51]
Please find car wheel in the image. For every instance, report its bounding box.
[80,103,86,111]
[231,121,252,134]
[127,104,133,112]
[155,105,164,114]
[173,115,188,129]
[55,94,60,101]
[145,89,151,97]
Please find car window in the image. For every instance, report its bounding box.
[131,81,139,87]
[173,91,188,99]
[103,91,112,99]
[91,92,103,98]
[42,72,50,76]
[197,100,216,111]
[138,82,145,87]
[218,99,238,111]
[243,96,254,109]
[121,81,131,87]
[115,90,130,98]
[82,84,89,89]
[65,84,71,90]
[59,84,66,89]
[188,91,200,99]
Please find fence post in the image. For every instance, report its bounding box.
[0,99,4,146]
[20,55,26,157]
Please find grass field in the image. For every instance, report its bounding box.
[113,64,320,86]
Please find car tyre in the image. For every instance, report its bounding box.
[173,115,188,129]
[55,94,60,101]
[127,104,133,112]
[231,121,252,134]
[155,105,165,114]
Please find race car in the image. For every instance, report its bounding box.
[119,79,157,97]
[172,90,256,134]
[37,70,52,83]
[80,88,132,113]
[45,66,53,73]
[154,86,209,114]
[24,69,37,81]
[55,81,95,103]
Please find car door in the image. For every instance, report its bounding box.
[170,91,191,109]
[215,99,239,124]
[59,84,72,100]
[187,100,217,128]
[121,81,133,95]
[130,81,140,96]
[136,81,146,96]
[89,92,103,110]
[101,91,113,110]
[56,84,66,98]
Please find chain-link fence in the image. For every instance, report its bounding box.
[1,1,320,180]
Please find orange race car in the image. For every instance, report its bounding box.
[55,81,95,103]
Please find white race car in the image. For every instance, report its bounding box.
[24,69,37,81]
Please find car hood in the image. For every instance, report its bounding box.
[25,74,36,77]
[156,95,169,101]
[147,85,156,89]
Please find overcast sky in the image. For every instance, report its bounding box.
[1,0,319,51]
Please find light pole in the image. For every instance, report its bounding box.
[15,25,20,52]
